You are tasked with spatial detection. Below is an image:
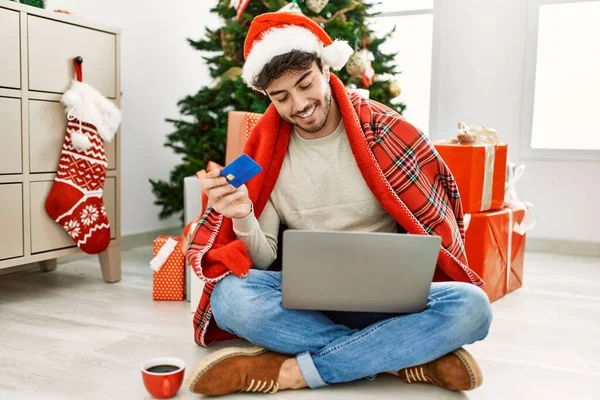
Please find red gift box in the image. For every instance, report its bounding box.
[434,142,507,213]
[151,236,185,301]
[464,204,530,302]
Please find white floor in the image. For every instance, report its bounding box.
[0,246,599,400]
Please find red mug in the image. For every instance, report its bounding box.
[141,357,186,399]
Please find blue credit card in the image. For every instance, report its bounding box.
[220,153,263,188]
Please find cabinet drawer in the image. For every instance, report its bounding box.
[30,181,74,253]
[104,177,117,239]
[30,180,117,253]
[0,8,21,89]
[27,16,116,98]
[29,100,65,173]
[0,97,22,174]
[106,132,117,170]
[0,184,24,260]
[29,100,117,173]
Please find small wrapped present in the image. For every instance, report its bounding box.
[465,207,519,301]
[150,236,185,301]
[464,201,535,302]
[434,123,508,213]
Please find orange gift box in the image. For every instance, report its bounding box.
[151,236,185,301]
[434,143,507,213]
[464,206,527,302]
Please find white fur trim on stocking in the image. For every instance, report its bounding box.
[242,25,352,90]
[61,80,122,142]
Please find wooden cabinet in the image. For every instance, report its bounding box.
[0,0,121,282]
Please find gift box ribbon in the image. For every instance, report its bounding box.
[149,237,179,272]
[504,161,536,235]
[481,144,496,211]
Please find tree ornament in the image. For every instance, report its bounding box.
[353,36,375,87]
[280,0,303,13]
[389,80,402,98]
[307,0,329,14]
[346,51,366,78]
[358,46,375,88]
[222,67,243,81]
[215,67,243,89]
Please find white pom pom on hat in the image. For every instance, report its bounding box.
[242,12,353,91]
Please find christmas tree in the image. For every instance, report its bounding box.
[150,0,405,221]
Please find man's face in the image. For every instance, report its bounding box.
[265,61,332,135]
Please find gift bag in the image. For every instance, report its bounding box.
[150,236,185,301]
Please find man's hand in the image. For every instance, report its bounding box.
[202,169,252,219]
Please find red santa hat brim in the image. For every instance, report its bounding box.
[242,12,353,91]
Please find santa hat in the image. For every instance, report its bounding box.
[242,12,353,91]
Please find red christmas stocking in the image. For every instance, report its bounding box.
[45,59,121,254]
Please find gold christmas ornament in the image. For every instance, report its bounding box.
[389,80,401,98]
[307,0,329,14]
[345,51,366,78]
[222,67,243,81]
[215,67,243,90]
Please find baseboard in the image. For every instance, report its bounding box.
[526,238,600,257]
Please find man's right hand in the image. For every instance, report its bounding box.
[202,168,252,220]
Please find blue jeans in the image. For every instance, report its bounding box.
[211,270,492,389]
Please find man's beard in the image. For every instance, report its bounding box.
[283,88,332,134]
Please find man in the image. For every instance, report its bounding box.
[183,11,492,397]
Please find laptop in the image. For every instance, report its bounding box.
[281,230,442,314]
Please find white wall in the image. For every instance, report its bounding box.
[430,0,600,243]
[46,0,218,235]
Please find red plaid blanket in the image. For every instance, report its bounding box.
[183,74,484,347]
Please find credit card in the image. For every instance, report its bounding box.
[220,153,263,188]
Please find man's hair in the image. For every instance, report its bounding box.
[253,50,323,92]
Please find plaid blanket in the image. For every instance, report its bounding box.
[183,74,484,347]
